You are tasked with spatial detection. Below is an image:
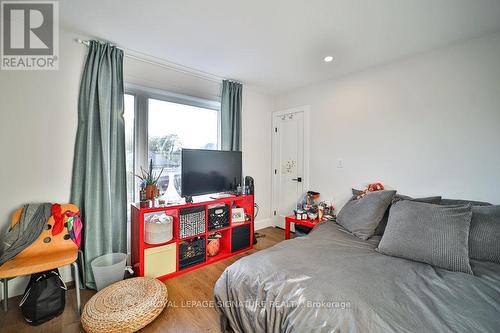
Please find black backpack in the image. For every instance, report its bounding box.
[19,269,67,325]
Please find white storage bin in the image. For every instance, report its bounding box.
[91,253,127,291]
[144,243,176,278]
[145,213,174,244]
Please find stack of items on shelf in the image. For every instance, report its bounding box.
[294,191,336,236]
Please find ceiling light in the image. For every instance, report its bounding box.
[324,56,333,63]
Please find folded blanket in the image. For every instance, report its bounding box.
[0,203,52,265]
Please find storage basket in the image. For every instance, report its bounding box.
[208,204,230,231]
[179,236,206,270]
[179,206,206,239]
[144,213,173,244]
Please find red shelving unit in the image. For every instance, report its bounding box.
[131,194,254,280]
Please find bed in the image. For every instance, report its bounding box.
[214,222,500,332]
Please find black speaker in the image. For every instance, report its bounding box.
[244,176,257,245]
[245,176,254,195]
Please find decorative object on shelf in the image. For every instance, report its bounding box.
[139,189,149,208]
[295,191,337,222]
[207,232,222,257]
[307,211,318,220]
[318,205,324,220]
[135,159,164,201]
[319,201,335,218]
[306,191,321,205]
[161,172,182,204]
[231,207,245,223]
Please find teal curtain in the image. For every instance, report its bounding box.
[70,41,127,289]
[221,80,242,151]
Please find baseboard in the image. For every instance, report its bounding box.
[254,218,273,230]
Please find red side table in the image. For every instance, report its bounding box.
[285,215,321,240]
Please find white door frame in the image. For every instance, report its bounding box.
[271,105,310,227]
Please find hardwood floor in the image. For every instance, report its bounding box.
[0,227,285,333]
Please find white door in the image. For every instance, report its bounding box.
[272,109,307,228]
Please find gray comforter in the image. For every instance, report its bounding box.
[214,222,500,333]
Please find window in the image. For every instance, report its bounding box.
[148,98,219,195]
[124,94,135,205]
[124,84,220,205]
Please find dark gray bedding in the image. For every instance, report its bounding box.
[214,222,500,333]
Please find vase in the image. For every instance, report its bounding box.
[161,172,182,204]
[145,185,157,201]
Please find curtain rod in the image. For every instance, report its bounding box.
[75,38,230,84]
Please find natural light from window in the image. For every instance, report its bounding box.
[148,98,219,195]
[124,94,135,204]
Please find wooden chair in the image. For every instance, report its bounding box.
[0,204,82,313]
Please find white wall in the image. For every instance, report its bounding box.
[242,88,273,229]
[0,29,84,298]
[0,28,273,297]
[275,32,500,210]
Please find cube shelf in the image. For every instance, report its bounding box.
[131,194,254,280]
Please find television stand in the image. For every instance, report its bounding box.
[131,194,254,280]
[209,193,235,200]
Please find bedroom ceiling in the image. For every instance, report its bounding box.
[60,0,500,93]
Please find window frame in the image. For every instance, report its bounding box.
[124,83,221,202]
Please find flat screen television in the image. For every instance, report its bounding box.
[181,149,242,197]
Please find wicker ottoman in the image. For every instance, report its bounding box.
[81,277,168,333]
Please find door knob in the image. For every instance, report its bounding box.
[292,177,302,182]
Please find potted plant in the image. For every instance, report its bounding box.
[135,159,164,200]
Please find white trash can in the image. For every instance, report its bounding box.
[91,253,127,291]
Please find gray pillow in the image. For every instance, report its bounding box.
[351,189,441,235]
[377,201,473,274]
[441,198,491,206]
[375,196,442,236]
[337,190,396,240]
[469,205,500,264]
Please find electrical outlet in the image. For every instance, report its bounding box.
[337,159,343,168]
